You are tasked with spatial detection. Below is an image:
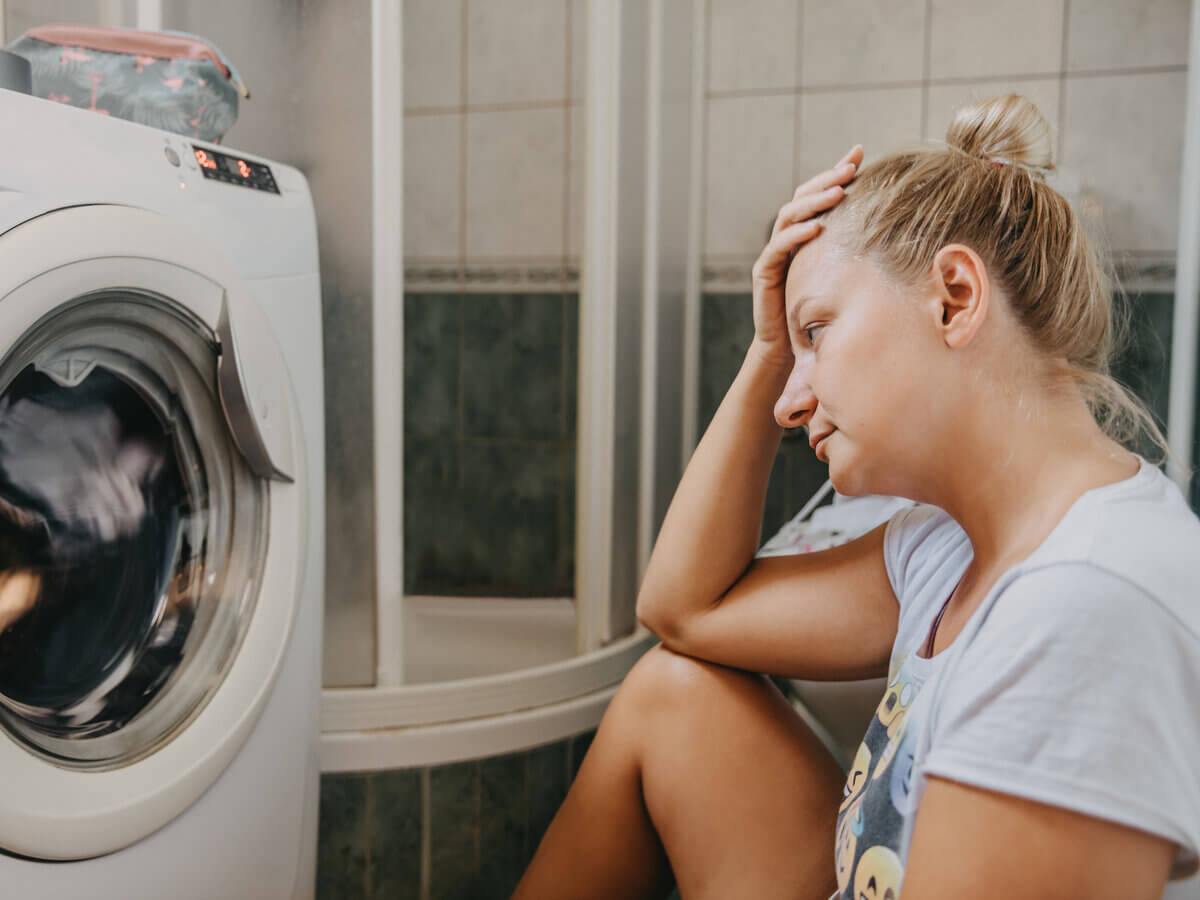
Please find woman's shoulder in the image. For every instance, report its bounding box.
[1030,460,1200,613]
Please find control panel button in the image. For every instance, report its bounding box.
[164,146,181,167]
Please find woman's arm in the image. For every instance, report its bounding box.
[901,778,1175,900]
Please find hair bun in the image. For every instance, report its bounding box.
[946,93,1054,172]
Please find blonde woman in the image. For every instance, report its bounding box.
[514,95,1200,900]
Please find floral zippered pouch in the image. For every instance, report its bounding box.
[6,23,248,142]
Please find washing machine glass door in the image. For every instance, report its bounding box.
[0,291,268,768]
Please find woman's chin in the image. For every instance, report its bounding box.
[827,456,870,498]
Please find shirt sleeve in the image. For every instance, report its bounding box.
[920,562,1200,875]
[883,505,952,600]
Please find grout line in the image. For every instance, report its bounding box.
[792,0,804,184]
[523,751,532,864]
[1058,0,1070,164]
[562,0,573,272]
[420,769,431,900]
[474,762,482,874]
[363,774,373,899]
[920,0,933,140]
[458,0,469,286]
[406,98,576,116]
[701,64,1188,104]
[704,0,712,95]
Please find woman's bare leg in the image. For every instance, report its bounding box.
[513,644,845,900]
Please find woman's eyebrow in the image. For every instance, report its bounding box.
[787,295,821,331]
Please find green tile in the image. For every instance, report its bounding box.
[558,444,576,592]
[462,293,564,440]
[454,441,566,595]
[430,761,480,900]
[316,773,368,900]
[368,769,422,900]
[405,293,461,441]
[698,293,754,435]
[569,730,596,782]
[761,449,789,544]
[526,740,568,865]
[403,437,460,594]
[478,753,527,899]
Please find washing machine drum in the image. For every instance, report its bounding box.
[0,293,268,769]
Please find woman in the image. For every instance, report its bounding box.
[514,95,1200,899]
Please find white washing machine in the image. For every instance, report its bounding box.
[0,88,324,899]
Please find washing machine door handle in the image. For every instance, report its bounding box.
[216,290,295,483]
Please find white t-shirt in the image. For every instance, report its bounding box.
[830,456,1200,900]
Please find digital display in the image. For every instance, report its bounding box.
[193,147,279,194]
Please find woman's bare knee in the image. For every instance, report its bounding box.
[605,644,842,898]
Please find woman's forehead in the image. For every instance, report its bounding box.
[784,234,850,304]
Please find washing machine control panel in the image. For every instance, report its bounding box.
[192,146,280,194]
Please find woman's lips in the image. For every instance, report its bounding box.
[812,431,833,462]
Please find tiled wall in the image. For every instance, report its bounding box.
[702,0,1189,285]
[317,730,595,900]
[402,0,585,596]
[404,292,577,595]
[403,0,585,273]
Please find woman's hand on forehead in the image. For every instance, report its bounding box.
[750,145,863,367]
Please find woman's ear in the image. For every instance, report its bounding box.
[930,244,989,349]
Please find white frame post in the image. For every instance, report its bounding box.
[1169,0,1200,494]
[134,0,162,31]
[372,0,405,686]
[680,0,707,462]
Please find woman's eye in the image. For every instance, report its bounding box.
[804,325,824,345]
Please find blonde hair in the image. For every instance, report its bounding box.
[831,94,1171,465]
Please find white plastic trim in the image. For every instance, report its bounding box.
[134,0,162,32]
[680,0,707,461]
[321,630,655,733]
[320,684,619,773]
[1169,0,1200,492]
[637,0,664,580]
[576,0,622,654]
[372,0,406,686]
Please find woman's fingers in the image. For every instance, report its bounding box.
[772,183,847,236]
[753,219,823,283]
[771,146,863,236]
[790,146,862,200]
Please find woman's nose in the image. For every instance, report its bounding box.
[774,360,816,429]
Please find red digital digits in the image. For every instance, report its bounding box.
[195,149,217,170]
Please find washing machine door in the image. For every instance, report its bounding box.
[0,205,303,860]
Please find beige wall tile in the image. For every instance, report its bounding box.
[467,0,567,106]
[1061,72,1186,253]
[1067,0,1190,72]
[466,108,566,258]
[801,0,926,87]
[405,113,462,259]
[795,86,923,183]
[704,94,796,257]
[924,79,1060,145]
[571,0,587,102]
[708,0,800,92]
[929,0,1064,80]
[404,0,462,109]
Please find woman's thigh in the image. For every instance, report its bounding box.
[629,645,845,900]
